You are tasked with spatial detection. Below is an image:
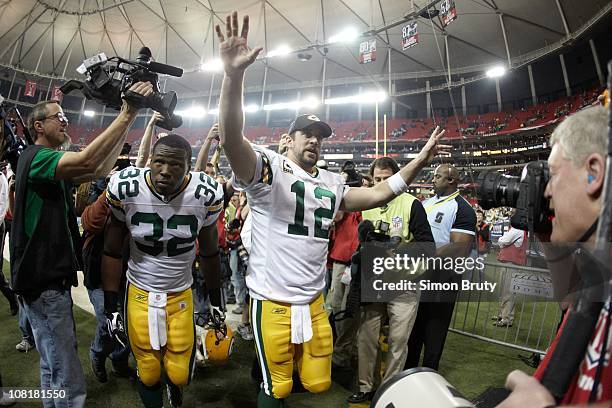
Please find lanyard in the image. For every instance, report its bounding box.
[424,191,460,214]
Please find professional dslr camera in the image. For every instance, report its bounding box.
[0,95,32,169]
[60,47,183,130]
[477,160,552,234]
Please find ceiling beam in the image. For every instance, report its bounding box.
[136,0,201,60]
[95,0,120,57]
[503,13,565,37]
[336,0,436,71]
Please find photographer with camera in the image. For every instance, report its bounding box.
[9,81,152,407]
[498,106,610,406]
[348,157,435,404]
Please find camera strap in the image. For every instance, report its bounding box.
[578,219,598,243]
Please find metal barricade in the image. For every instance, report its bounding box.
[450,260,561,355]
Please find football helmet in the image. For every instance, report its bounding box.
[195,307,234,366]
[204,325,234,365]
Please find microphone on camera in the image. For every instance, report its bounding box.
[136,47,183,78]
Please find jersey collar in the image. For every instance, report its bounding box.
[145,170,192,203]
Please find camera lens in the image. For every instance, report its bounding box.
[477,171,521,209]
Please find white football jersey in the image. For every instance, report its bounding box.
[106,166,223,293]
[232,147,348,304]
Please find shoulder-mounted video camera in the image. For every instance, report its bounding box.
[60,47,183,130]
[477,161,552,234]
[0,95,32,169]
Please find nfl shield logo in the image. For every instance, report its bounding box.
[391,216,403,230]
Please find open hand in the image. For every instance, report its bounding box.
[215,11,263,76]
[416,126,451,164]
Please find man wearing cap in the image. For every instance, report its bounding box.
[215,11,449,407]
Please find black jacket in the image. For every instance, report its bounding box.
[10,145,82,300]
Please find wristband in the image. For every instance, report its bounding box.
[387,172,408,195]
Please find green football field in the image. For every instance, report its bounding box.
[0,262,538,408]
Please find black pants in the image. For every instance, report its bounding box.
[404,300,456,371]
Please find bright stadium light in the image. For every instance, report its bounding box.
[324,91,386,105]
[244,104,260,113]
[267,45,291,58]
[175,106,206,118]
[200,58,223,72]
[263,97,320,111]
[83,110,95,117]
[328,27,359,44]
[486,66,506,78]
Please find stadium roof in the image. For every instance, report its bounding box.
[0,0,610,98]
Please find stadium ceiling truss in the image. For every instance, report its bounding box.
[0,0,609,101]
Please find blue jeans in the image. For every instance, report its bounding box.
[23,289,86,408]
[87,288,130,363]
[230,249,247,305]
[18,298,34,344]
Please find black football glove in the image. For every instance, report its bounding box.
[104,291,128,348]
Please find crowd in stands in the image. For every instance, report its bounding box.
[66,88,602,155]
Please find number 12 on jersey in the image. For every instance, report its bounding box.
[288,180,336,239]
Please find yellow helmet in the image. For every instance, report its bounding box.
[204,326,235,365]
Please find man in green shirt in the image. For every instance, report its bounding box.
[10,81,152,407]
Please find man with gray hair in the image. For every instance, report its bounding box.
[499,105,611,406]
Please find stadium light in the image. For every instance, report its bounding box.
[328,27,359,44]
[83,110,95,117]
[486,66,506,78]
[200,58,223,72]
[324,91,386,105]
[264,97,320,111]
[267,45,291,58]
[175,106,206,118]
[244,104,260,113]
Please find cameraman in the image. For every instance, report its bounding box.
[10,82,152,407]
[348,157,435,404]
[499,106,610,406]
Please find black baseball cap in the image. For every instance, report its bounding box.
[288,114,332,138]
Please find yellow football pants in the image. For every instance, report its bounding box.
[126,284,195,387]
[250,294,333,399]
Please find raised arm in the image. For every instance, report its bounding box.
[135,111,163,168]
[194,123,219,172]
[341,126,450,211]
[55,82,152,182]
[216,11,262,185]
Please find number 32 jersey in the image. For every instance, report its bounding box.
[106,166,224,293]
[233,147,349,304]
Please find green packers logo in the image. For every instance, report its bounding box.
[282,161,293,174]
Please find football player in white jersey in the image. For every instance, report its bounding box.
[215,11,449,407]
[102,134,224,408]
